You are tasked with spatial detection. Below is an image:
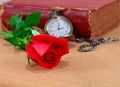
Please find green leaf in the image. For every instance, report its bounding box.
[1,12,42,66]
[7,14,26,30]
[4,37,26,50]
[27,56,31,66]
[3,12,41,51]
[7,14,20,25]
[4,37,17,46]
[0,31,13,37]
[24,12,41,27]
[31,29,40,36]
[18,21,27,30]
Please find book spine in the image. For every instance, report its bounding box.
[63,9,91,38]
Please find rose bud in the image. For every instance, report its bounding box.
[25,34,69,69]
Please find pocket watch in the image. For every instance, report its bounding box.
[44,9,73,38]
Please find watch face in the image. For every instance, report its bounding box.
[45,16,73,38]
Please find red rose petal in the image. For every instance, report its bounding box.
[31,34,69,56]
[43,47,61,64]
[31,34,59,43]
[30,43,52,56]
[26,45,60,69]
[53,38,69,55]
[25,45,41,63]
[25,34,69,69]
[59,38,69,55]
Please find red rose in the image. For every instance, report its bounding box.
[25,34,69,69]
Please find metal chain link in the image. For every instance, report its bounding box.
[73,37,119,52]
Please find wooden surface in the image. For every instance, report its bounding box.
[0,22,120,87]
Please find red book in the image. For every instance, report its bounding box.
[1,0,120,38]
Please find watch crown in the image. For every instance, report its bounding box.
[49,8,63,18]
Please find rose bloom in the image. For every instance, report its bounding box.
[25,34,69,69]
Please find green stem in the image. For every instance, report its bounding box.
[0,31,13,37]
[27,56,31,66]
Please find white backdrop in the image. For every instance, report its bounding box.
[0,0,9,3]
